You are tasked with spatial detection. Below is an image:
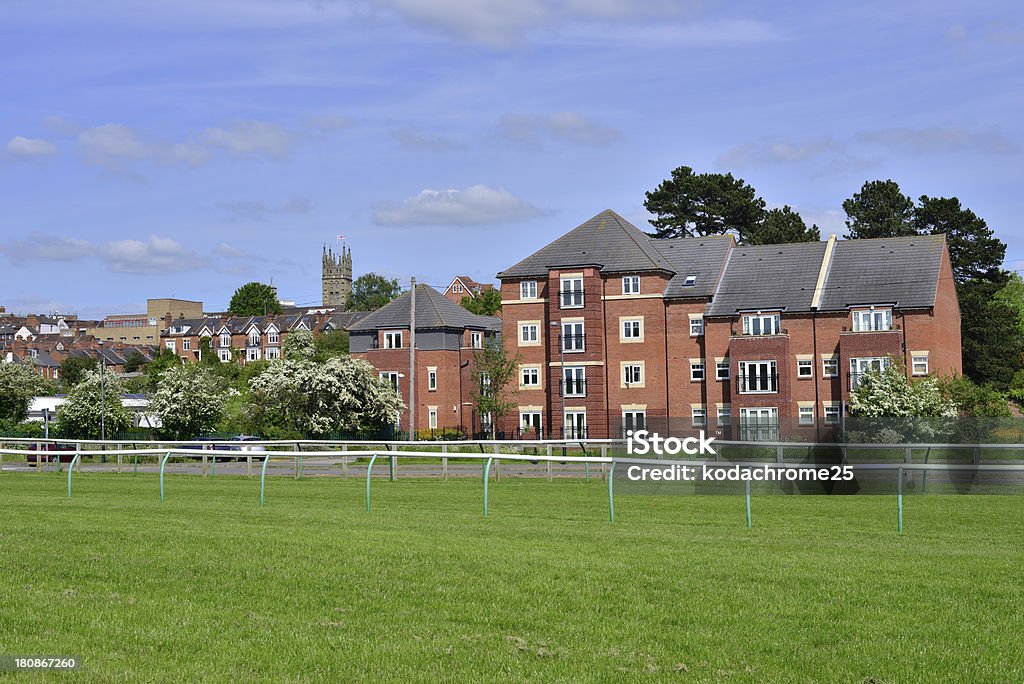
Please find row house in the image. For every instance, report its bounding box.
[441,275,496,305]
[496,209,961,440]
[349,285,501,436]
[160,312,366,364]
[4,336,160,380]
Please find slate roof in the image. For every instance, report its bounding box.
[652,235,735,298]
[707,242,828,316]
[349,285,502,332]
[498,210,675,278]
[818,235,945,311]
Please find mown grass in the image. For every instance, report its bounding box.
[0,471,1021,682]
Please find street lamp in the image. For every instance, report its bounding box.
[97,340,106,443]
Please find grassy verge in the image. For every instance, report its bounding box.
[0,472,1021,682]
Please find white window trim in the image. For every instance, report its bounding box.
[384,330,403,349]
[427,367,437,391]
[621,361,644,388]
[559,277,584,309]
[797,359,813,379]
[619,316,644,343]
[690,360,705,382]
[622,276,641,295]
[519,365,541,389]
[911,352,929,376]
[520,280,538,300]
[691,404,707,427]
[742,313,781,336]
[518,321,540,347]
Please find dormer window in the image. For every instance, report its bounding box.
[384,331,403,349]
[248,329,260,346]
[220,332,231,348]
[742,313,781,336]
[267,328,279,344]
[852,307,893,332]
[622,276,640,295]
[683,274,697,286]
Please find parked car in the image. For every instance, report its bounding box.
[180,437,222,451]
[227,436,266,453]
[25,443,77,466]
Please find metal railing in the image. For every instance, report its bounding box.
[559,378,587,397]
[738,372,779,393]
[560,334,586,352]
[558,290,584,308]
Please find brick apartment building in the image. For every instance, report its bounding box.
[496,210,962,440]
[441,275,495,305]
[161,312,365,364]
[349,285,501,436]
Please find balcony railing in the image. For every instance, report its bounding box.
[560,379,587,397]
[738,372,779,393]
[738,421,780,442]
[561,334,586,352]
[561,426,589,439]
[558,290,584,308]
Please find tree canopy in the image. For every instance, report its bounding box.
[745,206,821,246]
[914,195,1005,284]
[470,340,519,438]
[842,180,916,239]
[228,282,281,316]
[55,370,132,439]
[150,364,226,439]
[460,289,501,316]
[0,363,50,423]
[644,166,765,240]
[346,274,403,311]
[282,328,315,361]
[59,355,97,387]
[849,362,956,418]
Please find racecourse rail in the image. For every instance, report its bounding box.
[2,437,1023,533]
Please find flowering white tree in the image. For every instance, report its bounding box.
[282,328,315,361]
[247,356,403,437]
[0,363,51,423]
[149,364,226,439]
[849,362,956,418]
[55,370,131,439]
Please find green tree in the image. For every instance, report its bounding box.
[282,328,315,361]
[992,272,1024,337]
[470,340,519,438]
[914,195,1005,284]
[55,370,132,439]
[143,348,181,390]
[228,282,281,316]
[149,364,226,439]
[123,350,146,373]
[959,276,1024,389]
[746,206,821,245]
[842,180,916,239]
[197,338,221,367]
[346,274,403,311]
[936,376,1010,417]
[460,289,502,316]
[0,363,49,423]
[314,330,350,361]
[60,355,97,387]
[644,165,765,240]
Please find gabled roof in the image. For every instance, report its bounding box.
[651,234,734,298]
[707,242,828,316]
[349,285,501,332]
[497,209,674,278]
[818,235,945,311]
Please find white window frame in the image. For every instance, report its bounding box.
[690,361,705,382]
[520,411,542,434]
[797,359,813,378]
[520,366,540,388]
[248,329,260,346]
[852,308,893,332]
[683,274,697,287]
[520,280,538,300]
[384,331,403,349]
[622,276,640,295]
[218,348,232,363]
[519,323,539,345]
[182,338,191,351]
[742,313,781,336]
[265,347,281,360]
[738,360,778,393]
[267,329,279,344]
[799,406,815,426]
[716,361,730,381]
[564,409,586,439]
[380,371,401,393]
[621,318,643,341]
[563,366,586,397]
[912,354,929,376]
[471,331,482,349]
[717,405,732,426]
[428,368,437,391]
[246,347,260,362]
[623,364,642,386]
[690,317,704,337]
[622,410,646,433]
[562,321,585,352]
[428,408,438,430]
[824,404,841,425]
[691,406,707,427]
[165,340,175,352]
[822,357,839,378]
[220,332,231,348]
[559,277,584,309]
[850,357,889,389]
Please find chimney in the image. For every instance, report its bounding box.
[163,312,173,329]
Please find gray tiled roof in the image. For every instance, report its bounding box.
[349,285,501,332]
[652,235,735,298]
[818,235,945,311]
[497,210,674,278]
[707,242,828,316]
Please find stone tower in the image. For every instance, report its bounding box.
[322,243,353,307]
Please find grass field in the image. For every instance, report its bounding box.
[1,472,1022,682]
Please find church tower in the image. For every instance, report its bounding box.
[322,243,353,307]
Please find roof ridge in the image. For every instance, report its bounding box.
[606,210,674,273]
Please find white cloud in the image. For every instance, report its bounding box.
[306,114,353,133]
[855,127,1019,155]
[6,136,58,159]
[717,136,844,167]
[42,115,79,136]
[373,184,544,226]
[77,124,149,169]
[202,120,294,159]
[498,112,622,147]
[0,233,205,274]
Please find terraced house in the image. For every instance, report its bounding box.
[497,210,962,440]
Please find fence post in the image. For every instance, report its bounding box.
[159,451,171,502]
[493,444,500,482]
[745,479,752,528]
[366,453,378,512]
[133,452,138,477]
[117,447,122,475]
[897,465,904,534]
[483,457,493,516]
[904,447,912,463]
[67,450,81,498]
[546,444,553,482]
[442,444,448,482]
[600,446,608,481]
[775,445,783,464]
[260,455,272,507]
[245,454,252,477]
[608,462,616,524]
[973,446,981,465]
[201,453,207,477]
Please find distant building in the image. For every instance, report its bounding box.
[322,244,353,308]
[87,298,204,344]
[442,275,495,304]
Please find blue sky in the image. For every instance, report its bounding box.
[2,0,1022,317]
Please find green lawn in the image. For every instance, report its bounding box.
[1,472,1021,682]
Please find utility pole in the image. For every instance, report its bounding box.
[409,277,416,439]
[98,340,106,442]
